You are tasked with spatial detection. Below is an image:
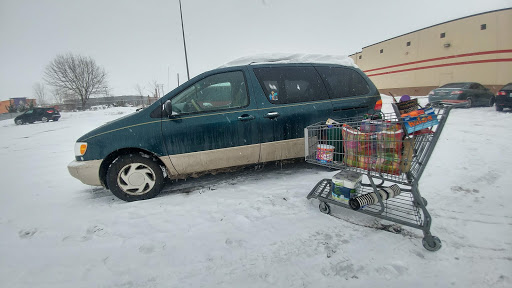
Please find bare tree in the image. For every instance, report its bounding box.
[135,84,146,96]
[51,87,68,104]
[148,80,163,98]
[33,82,47,105]
[43,53,108,109]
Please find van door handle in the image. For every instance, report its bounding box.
[238,114,255,121]
[264,112,280,119]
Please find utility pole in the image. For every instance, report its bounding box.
[179,0,190,81]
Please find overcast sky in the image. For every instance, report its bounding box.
[0,0,510,101]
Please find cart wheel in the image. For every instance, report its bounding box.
[319,202,331,215]
[422,236,442,252]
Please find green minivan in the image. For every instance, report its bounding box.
[68,60,381,201]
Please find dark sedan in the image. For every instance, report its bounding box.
[495,83,512,112]
[14,107,61,125]
[428,82,495,108]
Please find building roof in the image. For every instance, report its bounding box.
[359,7,511,51]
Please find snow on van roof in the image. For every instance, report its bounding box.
[219,53,358,68]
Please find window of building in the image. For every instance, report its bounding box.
[406,41,411,46]
[253,67,329,104]
[358,55,362,59]
[440,32,446,38]
[481,24,486,30]
[380,49,383,54]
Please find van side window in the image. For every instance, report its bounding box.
[253,67,329,104]
[171,71,248,114]
[315,67,370,98]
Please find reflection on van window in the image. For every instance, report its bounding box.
[171,71,248,114]
[254,67,329,104]
[315,67,370,98]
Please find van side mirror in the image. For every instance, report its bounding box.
[164,100,173,117]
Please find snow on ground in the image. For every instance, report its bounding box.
[0,98,511,288]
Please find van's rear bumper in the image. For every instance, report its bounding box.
[67,160,102,186]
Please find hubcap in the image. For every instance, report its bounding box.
[42,117,48,122]
[16,120,22,125]
[117,163,156,195]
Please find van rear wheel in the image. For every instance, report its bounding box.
[106,153,165,201]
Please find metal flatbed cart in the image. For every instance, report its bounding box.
[305,102,459,251]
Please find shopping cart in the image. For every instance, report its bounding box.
[305,102,460,251]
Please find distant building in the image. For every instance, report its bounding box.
[0,98,37,114]
[350,8,512,96]
[61,95,159,111]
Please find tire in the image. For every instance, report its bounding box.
[53,118,59,121]
[422,236,442,252]
[106,153,165,201]
[496,105,503,112]
[488,97,495,107]
[466,98,472,108]
[15,119,24,125]
[42,116,49,122]
[319,202,331,215]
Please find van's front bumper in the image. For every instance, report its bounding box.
[67,160,103,186]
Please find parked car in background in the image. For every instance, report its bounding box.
[428,82,495,108]
[495,83,512,112]
[68,58,382,201]
[14,107,61,125]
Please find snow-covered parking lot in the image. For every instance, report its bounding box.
[0,98,511,288]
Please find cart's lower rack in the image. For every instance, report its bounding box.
[307,178,425,229]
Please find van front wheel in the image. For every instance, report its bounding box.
[106,154,165,201]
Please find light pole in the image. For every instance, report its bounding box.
[179,0,190,81]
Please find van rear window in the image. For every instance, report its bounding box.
[253,67,329,104]
[315,67,370,98]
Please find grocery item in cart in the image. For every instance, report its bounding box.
[349,184,401,210]
[331,171,362,203]
[360,119,384,133]
[316,144,335,163]
[402,107,439,134]
[341,123,404,175]
[394,95,419,115]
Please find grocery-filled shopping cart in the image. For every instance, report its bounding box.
[305,102,460,251]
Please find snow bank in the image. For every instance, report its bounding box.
[220,53,358,68]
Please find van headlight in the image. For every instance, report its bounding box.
[74,142,88,156]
